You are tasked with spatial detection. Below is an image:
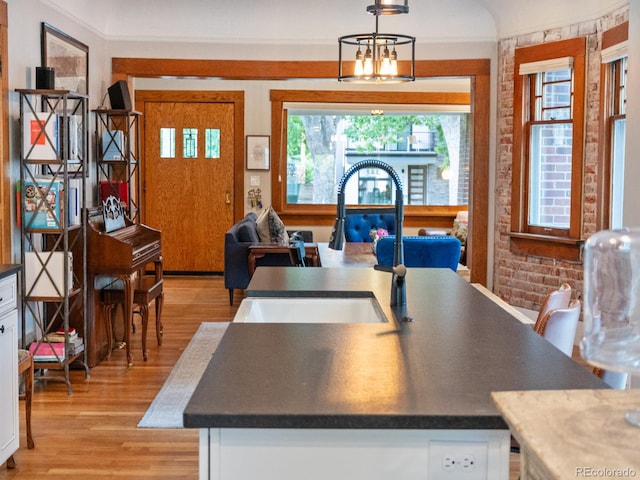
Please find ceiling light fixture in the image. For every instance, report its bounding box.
[338,0,415,84]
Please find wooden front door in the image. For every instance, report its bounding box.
[142,98,236,272]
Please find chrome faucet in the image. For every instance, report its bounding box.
[328,159,406,306]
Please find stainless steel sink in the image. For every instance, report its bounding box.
[233,297,388,323]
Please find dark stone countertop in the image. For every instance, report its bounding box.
[184,267,606,430]
[0,264,21,280]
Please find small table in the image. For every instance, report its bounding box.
[248,243,321,276]
[317,242,377,268]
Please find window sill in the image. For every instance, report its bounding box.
[508,232,584,262]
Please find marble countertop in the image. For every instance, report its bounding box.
[493,389,640,478]
[184,267,607,430]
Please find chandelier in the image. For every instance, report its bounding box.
[338,0,415,83]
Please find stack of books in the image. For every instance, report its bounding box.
[39,328,84,361]
[29,341,66,362]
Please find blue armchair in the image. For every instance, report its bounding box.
[376,235,461,271]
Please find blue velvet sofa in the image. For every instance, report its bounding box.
[376,235,461,271]
[224,213,313,305]
[344,211,396,242]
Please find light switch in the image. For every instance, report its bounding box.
[250,176,260,186]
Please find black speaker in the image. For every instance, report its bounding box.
[108,80,132,110]
[36,67,55,90]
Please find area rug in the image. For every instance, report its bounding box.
[138,322,229,428]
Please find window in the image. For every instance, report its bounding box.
[183,128,198,158]
[160,128,175,158]
[205,128,221,159]
[284,107,470,208]
[510,38,586,260]
[600,21,628,230]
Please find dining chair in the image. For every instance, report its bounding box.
[533,282,572,333]
[535,299,581,356]
[593,367,629,389]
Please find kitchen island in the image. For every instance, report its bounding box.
[184,267,606,479]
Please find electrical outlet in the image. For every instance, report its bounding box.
[442,455,456,471]
[460,454,475,471]
[428,441,488,480]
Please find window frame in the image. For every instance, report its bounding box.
[270,89,471,222]
[510,37,586,261]
[597,21,628,231]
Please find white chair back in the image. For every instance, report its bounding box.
[534,282,572,332]
[539,299,581,356]
[598,369,629,389]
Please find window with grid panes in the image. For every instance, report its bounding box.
[510,38,586,260]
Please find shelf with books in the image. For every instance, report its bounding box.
[17,89,90,394]
[94,109,141,222]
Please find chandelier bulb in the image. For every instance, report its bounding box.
[363,45,374,76]
[390,46,398,76]
[354,46,365,76]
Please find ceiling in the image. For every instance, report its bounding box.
[42,0,627,44]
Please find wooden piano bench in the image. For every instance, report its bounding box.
[101,276,164,363]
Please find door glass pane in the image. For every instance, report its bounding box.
[528,123,573,228]
[183,128,198,158]
[160,128,175,158]
[205,128,220,159]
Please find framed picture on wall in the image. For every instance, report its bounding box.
[246,135,270,170]
[41,23,89,95]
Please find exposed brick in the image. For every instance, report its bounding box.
[493,6,628,312]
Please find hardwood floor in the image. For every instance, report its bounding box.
[3,276,238,479]
[2,275,523,479]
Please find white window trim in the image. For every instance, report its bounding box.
[518,56,573,76]
[601,41,628,64]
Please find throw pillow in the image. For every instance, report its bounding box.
[451,219,468,244]
[256,206,289,244]
[256,207,271,242]
[268,207,289,244]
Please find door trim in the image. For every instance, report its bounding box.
[134,90,245,223]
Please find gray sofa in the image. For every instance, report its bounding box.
[224,213,312,305]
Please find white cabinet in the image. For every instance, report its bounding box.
[0,272,19,465]
[198,428,510,480]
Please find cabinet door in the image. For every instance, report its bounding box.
[0,308,18,465]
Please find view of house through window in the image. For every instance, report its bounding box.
[285,107,470,207]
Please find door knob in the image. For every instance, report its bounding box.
[225,191,231,204]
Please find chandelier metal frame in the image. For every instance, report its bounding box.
[338,1,415,83]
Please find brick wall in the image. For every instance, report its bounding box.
[493,6,629,311]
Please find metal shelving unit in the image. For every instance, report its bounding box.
[18,89,90,394]
[94,109,141,222]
